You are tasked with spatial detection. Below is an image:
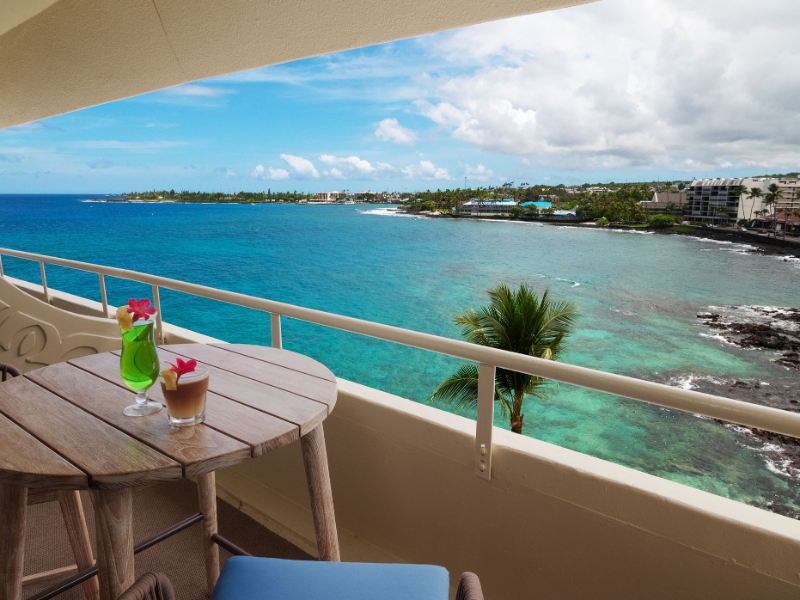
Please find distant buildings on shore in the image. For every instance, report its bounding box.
[685,177,800,224]
[454,198,577,218]
[312,191,401,203]
[640,192,687,215]
[455,198,518,215]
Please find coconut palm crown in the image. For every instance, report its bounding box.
[430,283,577,434]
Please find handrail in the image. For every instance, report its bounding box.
[2,246,799,478]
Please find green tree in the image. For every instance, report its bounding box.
[764,183,783,237]
[430,284,577,434]
[747,187,763,221]
[715,206,732,226]
[648,214,675,228]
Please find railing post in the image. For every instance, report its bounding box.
[0,254,4,277]
[475,363,496,480]
[39,261,50,304]
[152,285,164,344]
[98,274,109,317]
[270,313,282,349]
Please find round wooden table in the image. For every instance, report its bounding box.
[0,344,340,600]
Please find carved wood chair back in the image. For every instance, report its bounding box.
[0,276,121,374]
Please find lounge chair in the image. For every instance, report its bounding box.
[119,564,484,600]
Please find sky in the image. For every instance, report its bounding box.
[1,0,799,194]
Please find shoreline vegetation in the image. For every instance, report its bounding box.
[92,184,800,255]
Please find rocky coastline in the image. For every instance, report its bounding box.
[695,306,800,516]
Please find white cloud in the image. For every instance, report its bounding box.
[415,0,800,171]
[328,168,344,178]
[318,154,376,174]
[164,84,233,98]
[280,154,319,178]
[465,163,493,181]
[251,164,289,180]
[374,118,418,145]
[225,169,237,179]
[402,160,451,180]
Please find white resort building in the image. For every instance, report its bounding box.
[686,177,800,224]
[455,199,518,216]
[2,2,800,600]
[314,191,341,202]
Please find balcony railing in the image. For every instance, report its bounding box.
[2,246,799,481]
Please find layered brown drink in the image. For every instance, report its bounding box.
[160,365,209,426]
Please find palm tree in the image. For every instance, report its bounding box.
[764,183,783,237]
[747,187,763,221]
[430,284,577,434]
[715,206,730,226]
[754,209,767,232]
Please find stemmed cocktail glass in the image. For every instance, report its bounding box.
[117,299,163,416]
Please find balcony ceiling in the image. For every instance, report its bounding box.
[0,0,594,131]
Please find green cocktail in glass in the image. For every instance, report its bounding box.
[119,306,163,417]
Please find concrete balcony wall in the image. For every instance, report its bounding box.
[218,379,800,599]
[3,278,800,598]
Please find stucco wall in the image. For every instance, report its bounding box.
[217,379,800,599]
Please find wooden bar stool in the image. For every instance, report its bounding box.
[1,363,100,600]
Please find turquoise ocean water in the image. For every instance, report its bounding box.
[1,195,799,512]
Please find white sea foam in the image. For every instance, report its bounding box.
[686,236,757,254]
[668,373,731,391]
[699,332,739,346]
[80,199,106,203]
[726,424,800,480]
[555,278,581,287]
[607,229,654,235]
[359,208,416,218]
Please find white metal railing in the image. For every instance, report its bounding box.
[2,246,800,480]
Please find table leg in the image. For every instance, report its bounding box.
[300,424,340,561]
[92,488,134,600]
[197,472,220,596]
[58,490,100,600]
[0,485,27,600]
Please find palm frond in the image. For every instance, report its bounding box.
[436,283,579,428]
[429,364,480,413]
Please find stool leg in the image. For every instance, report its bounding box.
[58,490,100,600]
[92,488,134,600]
[197,472,220,596]
[300,424,341,561]
[0,485,27,600]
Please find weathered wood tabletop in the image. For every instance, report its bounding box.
[0,343,340,600]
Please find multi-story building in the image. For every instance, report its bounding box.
[749,176,800,216]
[685,178,750,224]
[315,191,340,202]
[687,177,800,224]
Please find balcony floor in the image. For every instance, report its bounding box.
[23,479,312,599]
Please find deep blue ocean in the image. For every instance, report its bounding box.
[2,194,799,513]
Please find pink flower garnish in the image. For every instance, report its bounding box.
[126,298,156,323]
[167,358,197,381]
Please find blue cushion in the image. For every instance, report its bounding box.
[210,556,449,600]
